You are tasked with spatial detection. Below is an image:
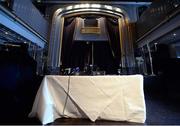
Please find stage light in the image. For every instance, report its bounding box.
[74,5,80,9]
[66,6,73,10]
[85,4,90,8]
[79,4,84,8]
[115,8,122,13]
[80,4,90,8]
[104,5,113,10]
[91,4,101,8]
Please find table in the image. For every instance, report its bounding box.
[29,75,146,124]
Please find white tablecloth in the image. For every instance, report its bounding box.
[29,75,146,124]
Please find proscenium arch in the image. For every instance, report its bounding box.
[48,4,135,74]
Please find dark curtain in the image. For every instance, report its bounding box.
[94,41,118,74]
[61,17,76,68]
[105,18,121,72]
[90,17,121,74]
[69,42,90,69]
[62,17,91,70]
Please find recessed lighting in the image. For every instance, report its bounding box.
[173,33,177,36]
[174,4,178,8]
[5,32,8,35]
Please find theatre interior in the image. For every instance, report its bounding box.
[0,0,180,125]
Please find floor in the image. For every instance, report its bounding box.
[145,96,180,125]
[51,118,142,125]
[49,95,180,125]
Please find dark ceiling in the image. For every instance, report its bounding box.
[37,0,153,1]
[34,0,153,4]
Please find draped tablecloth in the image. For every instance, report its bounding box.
[29,75,146,124]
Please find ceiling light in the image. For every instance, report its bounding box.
[91,4,101,8]
[104,5,113,10]
[80,4,90,8]
[115,8,122,13]
[173,33,177,36]
[74,5,80,9]
[66,6,73,10]
[84,4,90,8]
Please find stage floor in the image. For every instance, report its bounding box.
[45,95,180,125]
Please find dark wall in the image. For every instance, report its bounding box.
[0,43,40,122]
[152,44,180,77]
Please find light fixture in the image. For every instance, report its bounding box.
[104,5,113,10]
[115,8,122,13]
[80,4,90,8]
[84,4,90,8]
[91,4,101,8]
[37,0,41,3]
[173,33,177,36]
[174,4,179,8]
[66,6,73,10]
[74,5,80,9]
